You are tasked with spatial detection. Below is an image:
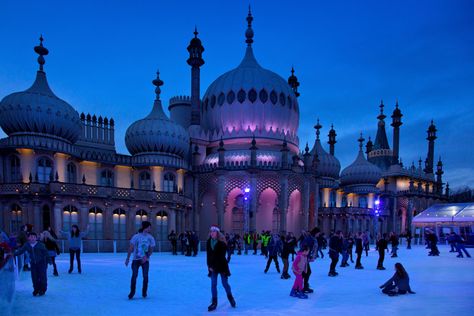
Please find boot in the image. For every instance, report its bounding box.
[303,287,314,294]
[297,291,308,299]
[208,298,217,312]
[227,294,236,308]
[53,270,59,276]
[128,291,135,300]
[290,288,298,297]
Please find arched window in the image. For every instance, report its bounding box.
[359,196,368,208]
[10,204,22,233]
[37,157,53,183]
[163,173,176,192]
[63,205,79,232]
[9,155,21,182]
[156,211,168,241]
[135,210,148,232]
[139,171,151,190]
[113,209,127,240]
[100,169,114,187]
[67,163,77,183]
[89,207,103,239]
[330,190,337,207]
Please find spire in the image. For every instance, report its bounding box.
[328,123,337,156]
[377,99,386,121]
[187,26,205,67]
[245,6,254,46]
[287,66,300,97]
[34,35,49,72]
[152,70,164,100]
[314,118,322,141]
[304,142,309,154]
[358,133,365,152]
[366,136,373,155]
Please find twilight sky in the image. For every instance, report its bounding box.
[0,0,473,189]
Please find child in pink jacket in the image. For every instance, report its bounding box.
[291,245,309,299]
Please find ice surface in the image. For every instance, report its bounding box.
[9,245,474,316]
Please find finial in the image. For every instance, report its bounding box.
[291,66,295,75]
[314,118,322,140]
[395,99,399,108]
[305,142,309,153]
[194,25,198,38]
[152,70,164,100]
[378,99,386,120]
[358,132,365,150]
[34,34,49,71]
[245,6,254,46]
[331,123,334,130]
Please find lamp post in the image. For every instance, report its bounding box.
[374,198,381,236]
[243,187,250,234]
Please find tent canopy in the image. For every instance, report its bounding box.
[412,203,474,224]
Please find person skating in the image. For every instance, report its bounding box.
[290,246,309,299]
[252,231,260,255]
[340,233,350,267]
[406,230,412,250]
[452,232,471,258]
[328,231,342,277]
[380,262,415,296]
[355,232,364,269]
[376,233,388,270]
[427,231,440,256]
[41,230,60,276]
[206,225,236,312]
[390,232,399,258]
[243,232,252,255]
[192,231,199,257]
[17,224,31,271]
[362,232,370,256]
[13,232,49,296]
[168,230,178,255]
[347,234,355,263]
[316,233,326,258]
[264,234,282,274]
[300,228,319,292]
[288,232,298,261]
[280,234,292,279]
[125,221,156,299]
[61,224,89,274]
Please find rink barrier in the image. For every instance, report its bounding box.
[58,239,205,253]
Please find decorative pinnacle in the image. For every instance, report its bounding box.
[305,142,309,153]
[358,132,365,150]
[245,6,254,46]
[395,99,399,108]
[378,99,386,120]
[314,118,322,140]
[194,25,198,38]
[34,35,49,71]
[219,137,224,149]
[152,70,164,100]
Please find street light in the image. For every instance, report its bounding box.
[243,187,251,233]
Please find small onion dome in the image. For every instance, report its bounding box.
[125,71,189,158]
[310,120,340,178]
[0,36,81,143]
[341,134,382,186]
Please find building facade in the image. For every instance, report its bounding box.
[0,11,449,246]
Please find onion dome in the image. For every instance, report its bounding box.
[310,119,340,178]
[125,71,189,158]
[0,36,81,143]
[201,8,299,146]
[341,134,382,186]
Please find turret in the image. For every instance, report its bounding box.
[328,124,337,156]
[391,100,403,164]
[187,27,205,126]
[424,120,437,174]
[366,136,373,155]
[287,67,300,97]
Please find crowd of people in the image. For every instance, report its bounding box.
[0,222,471,312]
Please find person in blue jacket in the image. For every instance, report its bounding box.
[452,232,471,258]
[13,232,49,296]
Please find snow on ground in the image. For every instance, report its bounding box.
[9,245,474,316]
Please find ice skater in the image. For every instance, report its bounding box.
[290,245,309,299]
[452,232,471,258]
[379,263,415,296]
[41,230,60,276]
[61,224,89,274]
[355,232,364,269]
[125,221,156,299]
[300,227,318,292]
[280,234,292,279]
[206,225,236,312]
[13,232,49,296]
[390,232,399,258]
[328,231,343,277]
[376,233,388,270]
[264,234,282,274]
[362,231,370,256]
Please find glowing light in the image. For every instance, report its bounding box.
[244,187,250,193]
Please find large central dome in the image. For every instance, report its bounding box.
[201,10,299,148]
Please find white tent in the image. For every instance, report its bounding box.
[412,203,474,225]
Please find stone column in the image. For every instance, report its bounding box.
[151,166,163,191]
[279,174,289,233]
[18,148,35,183]
[392,197,398,233]
[33,200,41,231]
[302,177,310,231]
[104,206,113,239]
[169,209,177,233]
[79,201,89,231]
[313,180,320,229]
[54,153,69,182]
[250,175,257,232]
[407,199,414,233]
[126,205,135,237]
[216,174,225,228]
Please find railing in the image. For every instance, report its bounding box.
[0,256,16,315]
[0,182,193,205]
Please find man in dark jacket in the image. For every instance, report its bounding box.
[328,231,343,277]
[206,225,235,311]
[355,232,364,269]
[427,231,440,256]
[264,234,282,274]
[14,232,49,296]
[280,234,292,279]
[376,234,388,270]
[168,230,178,255]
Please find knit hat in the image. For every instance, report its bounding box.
[209,225,220,233]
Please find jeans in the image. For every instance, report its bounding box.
[341,251,349,265]
[303,263,312,288]
[329,252,339,273]
[211,271,232,300]
[377,249,385,267]
[130,260,149,295]
[69,248,81,272]
[282,258,289,275]
[265,255,280,272]
[31,262,47,293]
[355,252,362,267]
[317,246,324,258]
[391,246,398,256]
[456,244,471,257]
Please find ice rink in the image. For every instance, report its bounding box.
[9,245,474,315]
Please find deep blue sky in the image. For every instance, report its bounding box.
[1,0,473,189]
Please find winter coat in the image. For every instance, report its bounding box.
[14,242,48,265]
[377,239,388,251]
[292,251,308,275]
[329,236,343,255]
[381,272,413,292]
[267,236,282,257]
[281,239,292,259]
[43,239,60,256]
[206,238,231,277]
[355,237,363,254]
[391,235,399,247]
[301,235,318,261]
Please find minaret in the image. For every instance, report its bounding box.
[424,120,437,174]
[391,100,403,164]
[369,100,392,170]
[187,26,205,126]
[287,67,300,97]
[436,157,443,194]
[328,124,336,156]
